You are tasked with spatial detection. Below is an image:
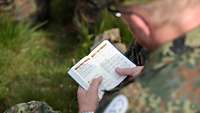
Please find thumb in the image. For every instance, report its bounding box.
[116,66,144,77]
[89,76,103,93]
[116,67,135,76]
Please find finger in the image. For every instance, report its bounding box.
[115,67,135,76]
[128,66,144,80]
[88,76,103,93]
[116,66,144,77]
[77,86,86,96]
[134,66,144,76]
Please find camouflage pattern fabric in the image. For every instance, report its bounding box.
[4,101,60,113]
[96,30,200,113]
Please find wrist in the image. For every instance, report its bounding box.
[79,103,98,113]
[79,110,94,113]
[83,112,94,113]
[79,108,95,113]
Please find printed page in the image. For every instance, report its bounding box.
[69,56,109,90]
[68,56,109,99]
[68,40,136,99]
[89,40,136,90]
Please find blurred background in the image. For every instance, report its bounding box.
[0,0,139,112]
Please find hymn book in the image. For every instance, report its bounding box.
[68,40,136,99]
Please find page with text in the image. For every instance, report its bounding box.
[89,40,136,90]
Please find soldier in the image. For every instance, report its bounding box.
[77,0,200,113]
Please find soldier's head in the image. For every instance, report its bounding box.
[119,0,200,50]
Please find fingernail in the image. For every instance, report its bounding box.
[96,76,103,80]
[115,68,124,75]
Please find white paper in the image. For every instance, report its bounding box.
[68,40,136,99]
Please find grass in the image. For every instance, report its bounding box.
[0,15,79,113]
[0,15,97,113]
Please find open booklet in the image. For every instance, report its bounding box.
[68,40,136,99]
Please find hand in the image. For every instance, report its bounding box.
[77,77,102,113]
[115,66,144,80]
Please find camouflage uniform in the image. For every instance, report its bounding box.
[4,101,60,113]
[96,29,200,113]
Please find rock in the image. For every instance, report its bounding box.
[95,28,122,43]
[91,28,127,53]
[114,43,127,53]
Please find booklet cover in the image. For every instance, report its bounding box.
[68,40,136,99]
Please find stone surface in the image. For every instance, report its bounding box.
[91,28,127,53]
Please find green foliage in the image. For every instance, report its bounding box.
[74,8,134,45]
[123,0,152,5]
[0,14,98,113]
[50,0,77,24]
[94,10,133,44]
[0,17,36,49]
[0,16,79,113]
[0,16,45,99]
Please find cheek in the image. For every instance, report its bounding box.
[129,19,156,49]
[128,15,158,49]
[122,14,159,50]
[131,15,150,36]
